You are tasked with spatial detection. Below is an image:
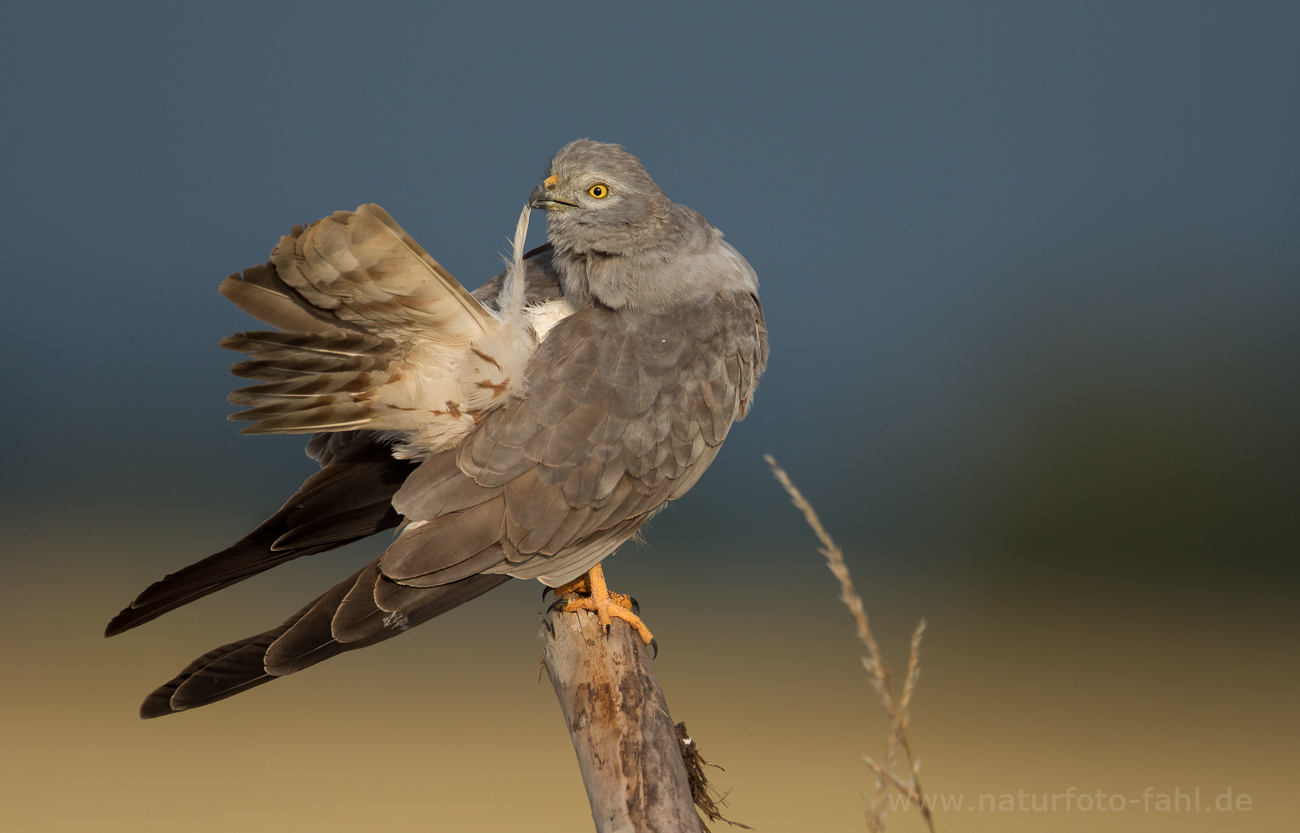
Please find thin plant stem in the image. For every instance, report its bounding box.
[765,455,933,832]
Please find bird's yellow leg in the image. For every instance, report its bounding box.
[553,563,655,646]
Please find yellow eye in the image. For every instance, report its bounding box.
[587,183,609,199]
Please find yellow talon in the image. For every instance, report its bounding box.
[553,564,655,646]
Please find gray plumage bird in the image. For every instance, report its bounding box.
[106,140,768,717]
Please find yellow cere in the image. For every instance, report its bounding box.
[543,175,559,188]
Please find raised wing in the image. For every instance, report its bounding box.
[107,240,566,643]
[268,203,493,338]
[218,205,557,457]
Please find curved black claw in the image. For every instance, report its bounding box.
[629,596,640,616]
[542,585,554,602]
[546,598,570,616]
[649,638,659,660]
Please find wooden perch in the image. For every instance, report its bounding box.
[543,610,701,833]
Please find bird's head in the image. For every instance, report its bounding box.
[529,140,672,256]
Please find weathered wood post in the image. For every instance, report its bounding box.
[543,610,701,833]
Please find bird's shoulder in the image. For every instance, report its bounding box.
[459,288,765,490]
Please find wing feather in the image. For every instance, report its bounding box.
[105,435,414,636]
[218,262,344,335]
[222,205,566,454]
[451,291,766,582]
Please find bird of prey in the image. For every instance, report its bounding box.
[106,140,768,717]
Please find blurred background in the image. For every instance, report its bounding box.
[1,2,1296,831]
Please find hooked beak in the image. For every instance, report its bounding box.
[529,179,579,211]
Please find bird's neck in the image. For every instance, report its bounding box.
[550,206,715,312]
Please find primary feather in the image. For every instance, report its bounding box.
[221,203,562,457]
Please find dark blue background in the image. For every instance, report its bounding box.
[3,0,1297,584]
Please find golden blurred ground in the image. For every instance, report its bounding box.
[2,516,1297,832]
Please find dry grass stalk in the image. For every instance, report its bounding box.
[765,455,933,832]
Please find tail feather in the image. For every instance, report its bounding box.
[271,501,405,550]
[105,436,416,637]
[106,543,305,638]
[140,626,289,718]
[140,566,510,717]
